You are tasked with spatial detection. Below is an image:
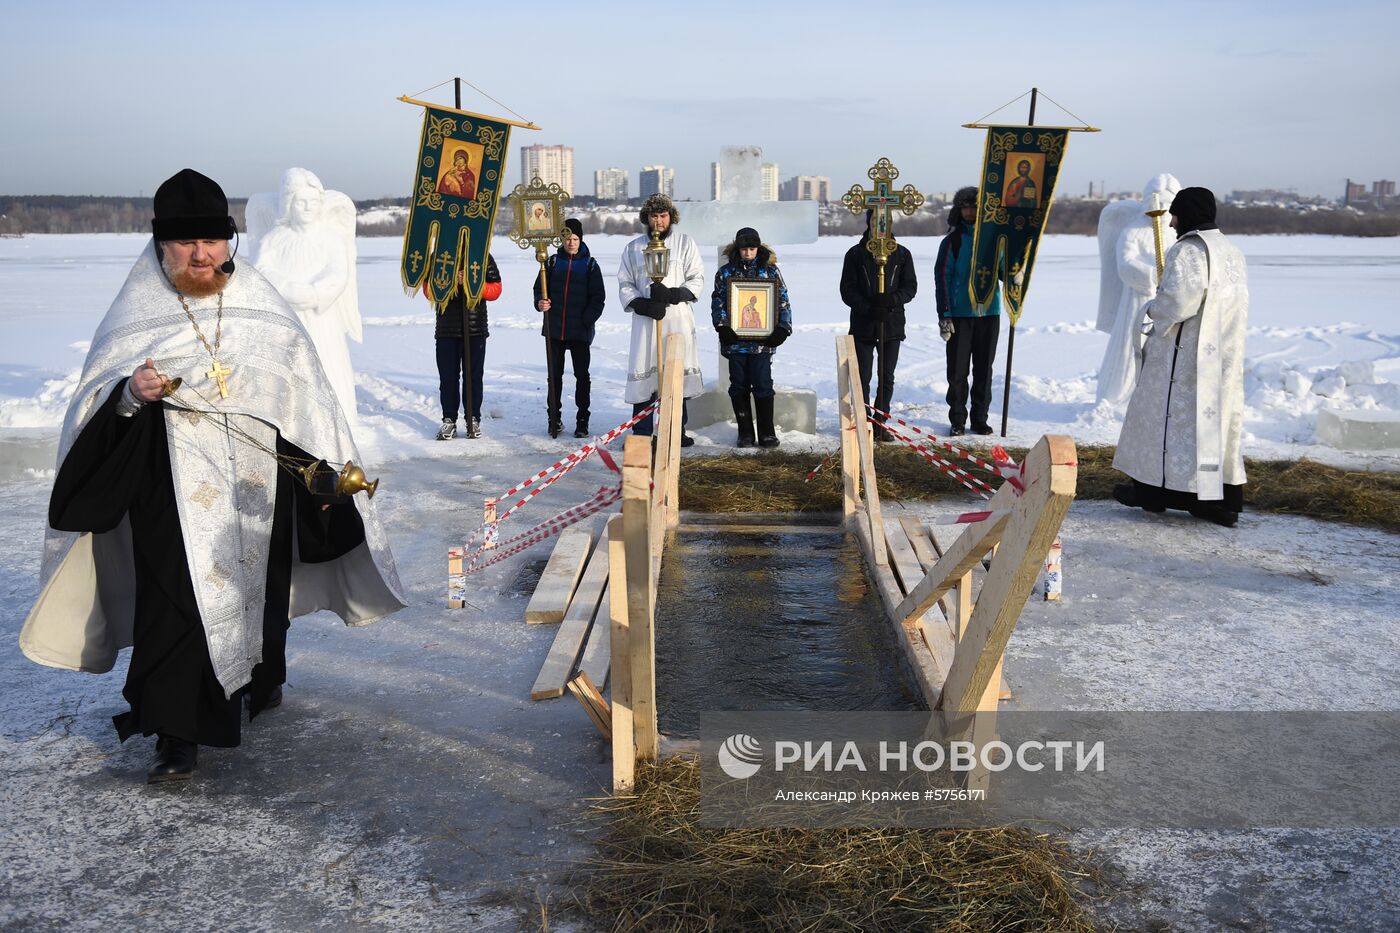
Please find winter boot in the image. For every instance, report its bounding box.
[574,416,589,439]
[548,418,563,438]
[755,396,779,448]
[732,395,756,448]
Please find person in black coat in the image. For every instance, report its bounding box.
[839,210,918,441]
[430,255,501,439]
[534,219,605,438]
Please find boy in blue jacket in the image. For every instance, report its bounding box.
[710,227,793,447]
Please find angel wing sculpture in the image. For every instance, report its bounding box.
[248,168,363,429]
[1095,173,1181,404]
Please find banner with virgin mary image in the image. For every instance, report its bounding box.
[968,126,1070,323]
[400,104,512,309]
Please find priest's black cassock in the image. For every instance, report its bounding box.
[50,379,364,747]
[21,242,407,754]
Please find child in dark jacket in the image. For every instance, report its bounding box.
[710,226,793,448]
[533,219,606,438]
[429,255,501,439]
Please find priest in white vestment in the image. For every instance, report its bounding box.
[1112,187,1249,527]
[19,169,405,783]
[616,193,705,444]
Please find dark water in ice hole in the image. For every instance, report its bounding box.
[655,520,924,739]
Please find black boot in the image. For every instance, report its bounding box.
[755,396,779,448]
[574,416,589,439]
[548,418,562,438]
[147,735,198,784]
[732,395,756,448]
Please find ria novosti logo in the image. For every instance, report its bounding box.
[717,733,763,779]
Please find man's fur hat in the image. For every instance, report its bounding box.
[639,193,680,227]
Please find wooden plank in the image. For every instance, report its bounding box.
[577,585,612,690]
[940,436,1077,721]
[842,337,887,567]
[530,529,611,700]
[664,336,683,531]
[903,519,1010,700]
[623,436,659,763]
[524,526,593,624]
[882,513,925,596]
[606,515,634,794]
[893,489,1017,625]
[852,511,943,706]
[675,523,836,535]
[566,672,612,740]
[836,337,859,519]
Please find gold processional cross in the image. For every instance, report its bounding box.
[841,157,925,293]
[206,359,232,398]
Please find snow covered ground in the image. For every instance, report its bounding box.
[1,232,1398,465]
[1,233,1398,930]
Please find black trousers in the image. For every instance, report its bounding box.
[546,339,591,424]
[854,338,900,423]
[945,316,999,429]
[727,353,775,400]
[437,335,486,421]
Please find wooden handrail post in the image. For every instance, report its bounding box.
[622,435,659,763]
[836,336,859,519]
[841,337,887,566]
[607,514,634,793]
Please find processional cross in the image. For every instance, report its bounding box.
[206,359,232,399]
[842,157,925,293]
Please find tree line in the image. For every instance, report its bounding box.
[6,194,1399,238]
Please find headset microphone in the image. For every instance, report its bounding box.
[220,229,239,274]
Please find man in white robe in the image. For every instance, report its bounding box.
[1112,187,1249,527]
[616,193,705,444]
[20,169,405,782]
[1095,173,1181,404]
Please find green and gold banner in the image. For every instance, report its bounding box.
[400,104,511,309]
[969,126,1070,323]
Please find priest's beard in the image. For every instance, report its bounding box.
[162,254,230,298]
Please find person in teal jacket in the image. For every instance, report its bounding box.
[934,187,1002,435]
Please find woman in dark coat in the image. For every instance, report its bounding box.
[534,219,606,437]
[431,255,501,439]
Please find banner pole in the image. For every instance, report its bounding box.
[453,78,478,435]
[1000,87,1037,438]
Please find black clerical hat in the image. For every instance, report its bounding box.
[152,168,236,241]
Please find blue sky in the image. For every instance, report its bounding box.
[1,0,1395,201]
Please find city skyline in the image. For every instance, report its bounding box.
[1,1,1396,201]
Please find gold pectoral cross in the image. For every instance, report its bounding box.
[206,359,232,398]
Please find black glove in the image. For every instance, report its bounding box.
[649,283,694,304]
[867,304,892,323]
[763,328,790,348]
[631,298,667,320]
[717,325,739,345]
[868,290,898,310]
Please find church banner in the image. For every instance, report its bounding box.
[400,104,512,309]
[969,126,1070,323]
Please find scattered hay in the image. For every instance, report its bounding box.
[679,446,1400,532]
[572,757,1109,932]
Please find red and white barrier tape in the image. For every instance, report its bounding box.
[466,484,621,574]
[931,509,1010,525]
[866,406,1023,486]
[882,423,995,499]
[469,402,657,548]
